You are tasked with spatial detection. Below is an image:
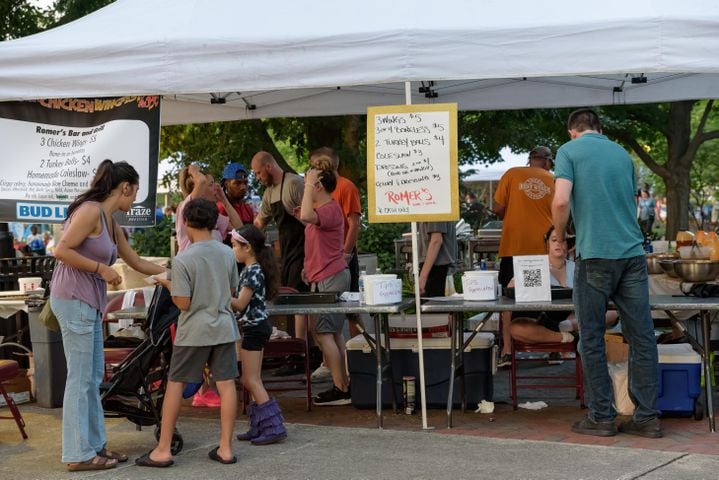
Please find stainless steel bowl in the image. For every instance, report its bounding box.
[658,259,679,278]
[673,260,719,282]
[646,253,678,274]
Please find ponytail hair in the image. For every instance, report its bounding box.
[66,160,139,219]
[234,225,280,300]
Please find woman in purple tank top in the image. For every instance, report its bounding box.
[50,160,167,472]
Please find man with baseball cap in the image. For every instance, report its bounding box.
[493,146,555,367]
[219,163,256,227]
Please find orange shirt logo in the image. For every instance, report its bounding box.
[519,178,551,200]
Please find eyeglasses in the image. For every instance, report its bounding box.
[230,230,249,244]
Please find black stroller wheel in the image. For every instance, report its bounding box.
[154,426,184,455]
[171,432,184,455]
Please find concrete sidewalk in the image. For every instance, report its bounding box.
[1,406,717,480]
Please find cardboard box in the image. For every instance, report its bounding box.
[605,333,629,363]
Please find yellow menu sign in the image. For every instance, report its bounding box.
[367,103,459,223]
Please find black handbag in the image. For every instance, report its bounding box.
[686,283,719,298]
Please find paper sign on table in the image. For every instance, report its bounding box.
[512,255,551,302]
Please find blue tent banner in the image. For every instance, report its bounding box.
[0,96,160,226]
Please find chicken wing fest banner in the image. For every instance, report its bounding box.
[0,96,160,226]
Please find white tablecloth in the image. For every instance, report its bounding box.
[0,300,28,319]
[648,274,701,321]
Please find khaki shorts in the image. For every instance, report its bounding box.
[168,342,238,383]
[312,269,350,334]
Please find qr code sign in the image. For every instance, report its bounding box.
[522,269,543,287]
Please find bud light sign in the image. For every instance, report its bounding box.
[17,202,68,221]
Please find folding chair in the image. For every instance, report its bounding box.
[510,339,584,410]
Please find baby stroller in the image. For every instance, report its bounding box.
[100,285,184,454]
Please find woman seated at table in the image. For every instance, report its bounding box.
[507,226,617,363]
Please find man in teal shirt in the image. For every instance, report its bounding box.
[553,108,661,439]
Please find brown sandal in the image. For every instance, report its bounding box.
[98,447,129,462]
[67,455,118,471]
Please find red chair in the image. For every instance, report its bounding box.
[510,339,584,410]
[0,359,28,439]
[240,287,312,412]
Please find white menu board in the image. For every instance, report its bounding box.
[367,103,459,223]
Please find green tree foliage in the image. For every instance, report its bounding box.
[0,1,49,40]
[130,216,173,257]
[357,221,408,273]
[52,0,115,26]
[600,101,719,238]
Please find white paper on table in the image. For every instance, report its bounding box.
[513,255,551,303]
[144,271,168,284]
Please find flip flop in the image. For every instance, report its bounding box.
[208,446,237,464]
[98,447,129,462]
[67,455,117,471]
[135,452,174,468]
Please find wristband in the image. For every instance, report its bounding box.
[94,262,100,274]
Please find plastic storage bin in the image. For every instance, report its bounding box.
[346,332,494,409]
[28,301,67,407]
[657,343,701,418]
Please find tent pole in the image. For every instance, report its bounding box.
[405,81,430,430]
[489,180,493,211]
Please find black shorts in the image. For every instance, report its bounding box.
[511,310,568,332]
[498,257,514,289]
[240,321,272,351]
[282,256,309,292]
[348,251,359,292]
[420,263,449,297]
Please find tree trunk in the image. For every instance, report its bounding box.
[661,102,695,239]
[663,168,691,239]
[250,120,295,173]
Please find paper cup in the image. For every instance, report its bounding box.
[18,277,43,293]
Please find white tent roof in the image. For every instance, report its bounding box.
[1,0,719,124]
[463,149,530,183]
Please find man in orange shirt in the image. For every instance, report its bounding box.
[493,146,555,366]
[309,147,362,383]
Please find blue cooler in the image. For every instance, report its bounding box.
[346,332,495,409]
[657,343,701,416]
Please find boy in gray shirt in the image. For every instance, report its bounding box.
[137,198,240,468]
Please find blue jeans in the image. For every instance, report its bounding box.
[51,297,106,463]
[574,255,659,423]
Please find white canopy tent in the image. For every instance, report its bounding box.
[3,0,719,429]
[1,0,718,123]
[463,149,529,210]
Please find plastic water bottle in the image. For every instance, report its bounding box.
[480,258,487,271]
[358,267,367,305]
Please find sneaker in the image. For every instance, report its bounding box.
[497,353,512,368]
[618,418,663,438]
[191,388,221,408]
[272,362,305,377]
[571,417,617,437]
[311,364,332,383]
[547,352,564,365]
[313,385,351,406]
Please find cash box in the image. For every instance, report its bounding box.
[346,332,494,409]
